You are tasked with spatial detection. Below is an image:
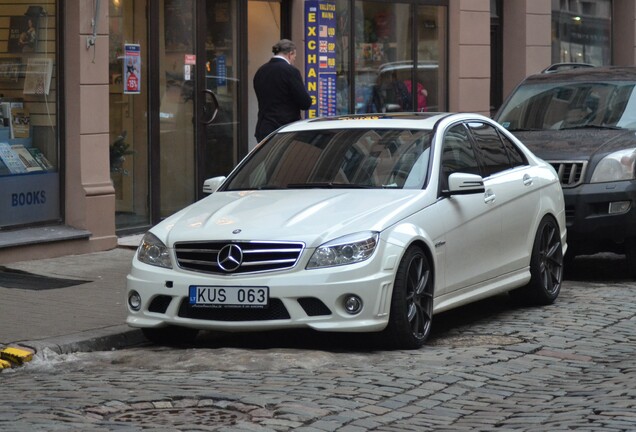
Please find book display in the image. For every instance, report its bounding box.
[0,97,53,177]
[0,6,55,180]
[0,5,60,229]
[0,143,27,174]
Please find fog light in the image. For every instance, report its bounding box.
[344,295,363,314]
[128,291,142,311]
[609,201,631,215]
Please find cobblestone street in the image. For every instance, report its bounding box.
[1,255,635,431]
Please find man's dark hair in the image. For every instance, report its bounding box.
[272,39,296,55]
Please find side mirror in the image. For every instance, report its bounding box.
[443,172,485,196]
[202,176,226,194]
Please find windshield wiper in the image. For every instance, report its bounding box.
[287,182,373,189]
[504,127,544,132]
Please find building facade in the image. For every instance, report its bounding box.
[0,0,632,263]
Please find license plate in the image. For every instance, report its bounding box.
[189,286,269,308]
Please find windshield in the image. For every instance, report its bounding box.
[224,128,432,190]
[497,81,636,131]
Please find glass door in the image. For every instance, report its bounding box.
[195,0,241,192]
[157,0,240,218]
[158,0,196,218]
[109,0,150,229]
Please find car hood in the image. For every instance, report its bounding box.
[154,189,428,248]
[508,129,636,161]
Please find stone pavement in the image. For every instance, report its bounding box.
[0,236,147,361]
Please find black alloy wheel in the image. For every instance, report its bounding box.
[511,216,563,305]
[382,246,434,349]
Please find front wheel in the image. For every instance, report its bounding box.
[381,246,434,349]
[511,216,563,305]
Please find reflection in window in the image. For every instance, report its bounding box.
[342,1,446,115]
[354,1,412,114]
[441,125,480,190]
[336,0,351,114]
[226,128,432,190]
[552,0,612,65]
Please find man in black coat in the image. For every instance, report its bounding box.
[253,39,312,142]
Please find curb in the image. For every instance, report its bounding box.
[1,325,147,370]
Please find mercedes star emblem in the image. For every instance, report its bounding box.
[217,244,243,272]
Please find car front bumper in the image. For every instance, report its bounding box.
[563,179,636,254]
[126,242,405,334]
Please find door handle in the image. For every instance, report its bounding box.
[484,189,496,204]
[201,89,219,125]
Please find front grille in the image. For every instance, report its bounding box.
[178,298,290,321]
[175,241,304,275]
[549,161,587,188]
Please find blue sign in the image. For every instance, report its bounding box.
[304,0,337,118]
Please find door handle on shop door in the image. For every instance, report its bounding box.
[201,89,219,125]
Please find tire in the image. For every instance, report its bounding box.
[142,326,199,346]
[381,246,434,349]
[511,216,563,305]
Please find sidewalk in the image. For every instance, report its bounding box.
[0,236,148,360]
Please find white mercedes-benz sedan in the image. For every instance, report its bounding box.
[126,112,567,349]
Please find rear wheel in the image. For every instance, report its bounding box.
[142,326,199,346]
[382,246,433,349]
[511,216,563,305]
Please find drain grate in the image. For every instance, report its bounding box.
[83,398,269,429]
[0,266,91,290]
[111,407,248,427]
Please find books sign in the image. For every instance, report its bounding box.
[124,44,141,94]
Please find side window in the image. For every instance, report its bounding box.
[467,122,511,177]
[440,124,480,190]
[499,132,527,167]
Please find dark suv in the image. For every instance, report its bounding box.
[494,64,636,277]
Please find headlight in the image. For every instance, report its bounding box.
[137,232,172,269]
[307,232,379,269]
[590,149,636,183]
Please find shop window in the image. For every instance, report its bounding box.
[335,0,351,115]
[416,5,446,112]
[0,3,59,229]
[333,1,446,115]
[354,1,412,114]
[313,1,446,117]
[552,0,612,65]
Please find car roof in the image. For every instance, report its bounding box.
[522,65,636,84]
[279,112,492,132]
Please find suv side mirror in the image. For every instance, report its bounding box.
[202,176,226,194]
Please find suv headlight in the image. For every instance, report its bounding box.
[307,232,379,269]
[137,232,173,269]
[590,149,636,183]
